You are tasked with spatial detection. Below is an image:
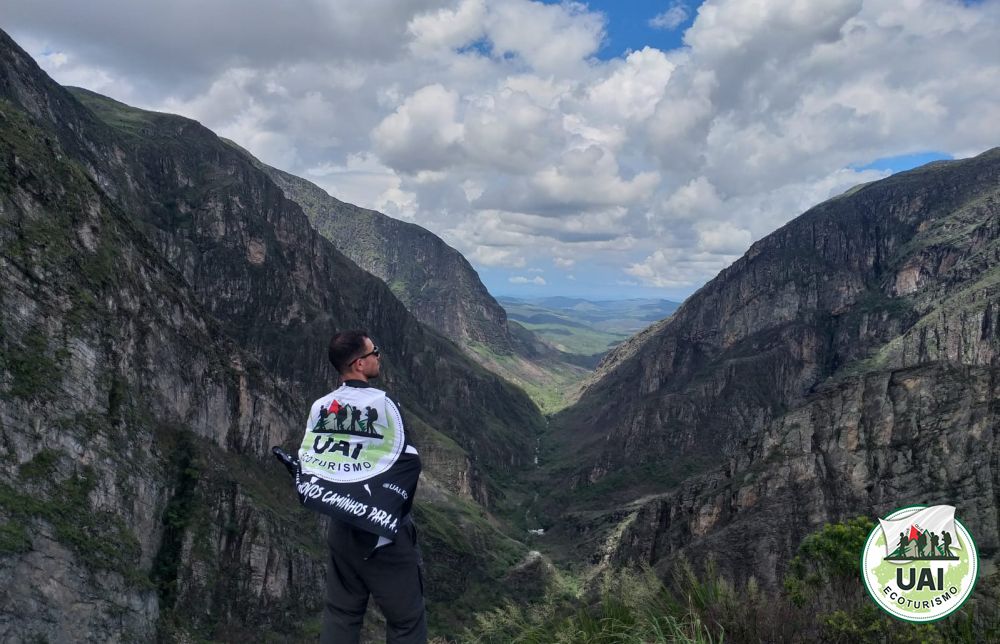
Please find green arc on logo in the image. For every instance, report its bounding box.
[860,505,979,623]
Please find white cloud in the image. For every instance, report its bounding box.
[304,153,406,212]
[649,3,689,31]
[375,186,419,219]
[509,275,546,285]
[626,247,739,288]
[408,0,487,55]
[22,36,136,98]
[660,176,725,222]
[462,83,563,172]
[474,147,660,215]
[372,84,464,172]
[485,0,604,76]
[468,245,526,268]
[528,147,660,211]
[585,47,674,122]
[695,221,752,254]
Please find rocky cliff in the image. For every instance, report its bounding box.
[245,156,516,356]
[543,149,1000,584]
[0,28,546,642]
[236,149,590,413]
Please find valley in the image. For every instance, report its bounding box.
[2,23,999,643]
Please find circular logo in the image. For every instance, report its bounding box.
[861,505,978,622]
[300,397,404,484]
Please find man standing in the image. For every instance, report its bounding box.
[300,330,426,644]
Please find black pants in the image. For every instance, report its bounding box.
[321,519,426,644]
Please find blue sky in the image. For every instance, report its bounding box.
[855,151,953,173]
[571,0,701,58]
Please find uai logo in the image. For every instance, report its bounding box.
[861,505,978,622]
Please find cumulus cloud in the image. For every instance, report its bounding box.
[2,0,435,94]
[585,47,675,122]
[373,84,464,172]
[649,3,689,31]
[485,0,604,75]
[408,0,487,56]
[467,245,526,268]
[509,275,546,285]
[304,154,411,215]
[626,247,739,288]
[7,0,999,296]
[476,147,660,215]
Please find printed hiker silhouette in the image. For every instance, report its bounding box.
[364,407,379,433]
[315,406,330,432]
[897,532,909,558]
[886,526,960,561]
[307,400,385,439]
[314,405,344,433]
[323,403,385,439]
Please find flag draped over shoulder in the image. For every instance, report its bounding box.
[296,385,420,539]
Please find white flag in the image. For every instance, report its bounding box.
[879,505,959,559]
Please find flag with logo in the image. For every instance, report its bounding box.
[296,385,420,539]
[879,505,960,559]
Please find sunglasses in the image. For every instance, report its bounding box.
[351,345,380,365]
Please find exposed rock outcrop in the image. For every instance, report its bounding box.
[245,155,516,356]
[0,28,544,641]
[547,148,1000,584]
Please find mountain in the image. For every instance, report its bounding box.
[230,148,589,413]
[241,155,517,357]
[540,148,1000,585]
[0,28,548,642]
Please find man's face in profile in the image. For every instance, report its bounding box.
[356,337,380,380]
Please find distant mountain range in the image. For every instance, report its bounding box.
[499,296,680,358]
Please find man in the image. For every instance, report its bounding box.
[300,330,426,644]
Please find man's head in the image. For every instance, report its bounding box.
[328,330,381,381]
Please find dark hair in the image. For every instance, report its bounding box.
[328,330,370,374]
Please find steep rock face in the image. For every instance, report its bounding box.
[551,151,999,489]
[59,85,540,486]
[611,362,999,586]
[546,148,1000,582]
[247,158,516,356]
[0,29,544,641]
[230,143,589,416]
[0,76,323,640]
[61,86,544,487]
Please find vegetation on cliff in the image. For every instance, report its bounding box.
[464,517,999,643]
[0,27,548,642]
